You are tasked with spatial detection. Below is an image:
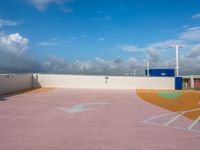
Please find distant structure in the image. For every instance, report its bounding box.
[182,75,200,89]
[145,69,175,77]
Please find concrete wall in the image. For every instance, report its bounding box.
[33,74,175,90]
[0,74,33,95]
[0,73,175,95]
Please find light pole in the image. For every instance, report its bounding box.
[169,45,184,76]
[146,61,150,76]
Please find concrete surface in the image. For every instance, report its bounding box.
[0,88,199,150]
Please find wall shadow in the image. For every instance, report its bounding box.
[0,74,42,101]
[0,88,35,101]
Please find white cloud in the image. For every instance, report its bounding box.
[38,41,57,46]
[0,19,18,28]
[179,56,200,75]
[0,32,28,53]
[186,27,200,31]
[191,13,200,19]
[70,57,143,75]
[182,24,189,29]
[127,57,137,65]
[118,39,183,53]
[119,45,141,52]
[150,39,184,49]
[114,25,200,74]
[186,44,200,58]
[0,33,142,75]
[179,27,200,41]
[42,57,137,75]
[37,38,75,47]
[28,0,74,11]
[146,49,160,64]
[0,24,200,75]
[0,32,42,73]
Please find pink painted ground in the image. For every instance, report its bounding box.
[0,88,199,150]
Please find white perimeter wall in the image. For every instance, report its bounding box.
[33,74,175,90]
[0,74,33,95]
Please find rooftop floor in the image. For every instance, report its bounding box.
[0,88,199,150]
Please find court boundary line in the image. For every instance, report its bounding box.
[142,108,200,133]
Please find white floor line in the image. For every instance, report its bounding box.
[142,112,175,123]
[164,112,185,126]
[187,115,200,130]
[142,107,200,133]
[143,119,200,133]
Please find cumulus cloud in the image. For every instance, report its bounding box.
[146,49,160,64]
[115,27,200,75]
[186,44,200,58]
[27,0,74,11]
[43,56,70,73]
[40,56,144,75]
[0,32,42,73]
[70,57,143,75]
[0,32,28,53]
[1,24,200,75]
[0,19,18,28]
[179,56,200,75]
[191,13,200,19]
[0,33,144,75]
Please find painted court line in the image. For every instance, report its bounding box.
[145,121,200,133]
[142,108,200,133]
[163,112,185,126]
[142,112,176,123]
[187,115,200,130]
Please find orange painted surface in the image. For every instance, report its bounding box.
[21,88,55,94]
[1,88,55,96]
[136,90,200,120]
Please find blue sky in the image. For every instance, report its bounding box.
[0,0,200,75]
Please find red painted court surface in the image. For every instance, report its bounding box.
[0,88,199,150]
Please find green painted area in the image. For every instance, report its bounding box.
[157,91,183,100]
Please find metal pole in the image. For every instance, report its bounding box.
[190,75,194,89]
[133,69,136,76]
[169,44,184,77]
[147,61,149,76]
[176,45,179,76]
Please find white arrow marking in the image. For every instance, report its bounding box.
[59,102,111,113]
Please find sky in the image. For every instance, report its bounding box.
[0,0,200,75]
